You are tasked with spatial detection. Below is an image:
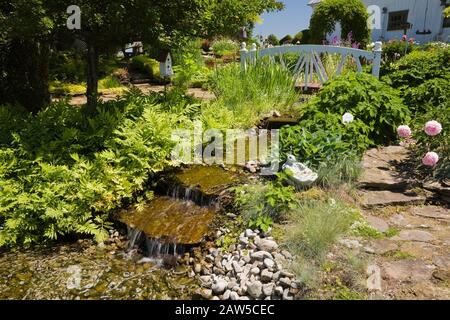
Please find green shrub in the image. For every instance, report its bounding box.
[306,72,410,144]
[382,39,416,64]
[131,55,165,83]
[211,39,238,58]
[98,75,123,89]
[0,92,191,247]
[402,77,450,115]
[280,112,372,168]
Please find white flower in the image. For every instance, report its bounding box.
[342,112,354,124]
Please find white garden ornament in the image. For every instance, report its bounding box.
[282,155,318,186]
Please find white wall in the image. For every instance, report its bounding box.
[315,0,450,44]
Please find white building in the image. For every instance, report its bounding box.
[308,0,450,43]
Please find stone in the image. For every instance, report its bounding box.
[263,258,275,269]
[395,230,435,242]
[239,296,250,300]
[361,190,425,208]
[272,271,281,281]
[368,239,398,255]
[230,291,239,300]
[280,270,294,278]
[413,206,450,221]
[200,289,213,299]
[262,283,274,296]
[201,266,211,275]
[242,255,251,264]
[212,279,228,295]
[194,264,202,274]
[232,261,243,274]
[222,289,231,300]
[400,242,436,260]
[432,269,450,282]
[274,286,284,296]
[423,181,450,203]
[433,255,450,269]
[338,239,362,249]
[257,239,278,252]
[383,259,435,282]
[250,267,260,275]
[366,264,382,291]
[239,236,249,245]
[211,296,220,300]
[282,288,293,300]
[279,277,292,288]
[358,146,409,190]
[247,281,263,299]
[245,229,255,238]
[250,251,273,261]
[281,250,293,260]
[365,215,390,233]
[260,269,273,283]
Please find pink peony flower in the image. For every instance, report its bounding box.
[402,35,407,41]
[422,152,439,167]
[397,125,412,138]
[424,120,442,136]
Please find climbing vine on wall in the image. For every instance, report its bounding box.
[309,0,370,47]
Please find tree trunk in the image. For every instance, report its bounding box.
[86,42,99,113]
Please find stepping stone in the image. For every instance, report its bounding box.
[365,215,390,233]
[367,239,398,254]
[359,146,409,190]
[433,255,450,269]
[366,264,382,291]
[400,242,436,260]
[413,206,450,221]
[423,181,450,203]
[394,230,435,242]
[361,190,425,208]
[382,259,435,282]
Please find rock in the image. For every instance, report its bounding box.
[358,146,409,190]
[413,206,450,221]
[245,161,258,173]
[66,265,82,290]
[247,281,263,299]
[338,239,362,249]
[250,267,260,275]
[194,264,202,274]
[361,190,425,208]
[280,270,294,278]
[262,283,274,296]
[239,236,249,245]
[281,250,293,260]
[395,230,435,242]
[368,239,398,255]
[423,181,450,203]
[245,229,255,238]
[230,291,239,300]
[202,266,212,275]
[222,290,231,300]
[263,258,275,269]
[232,261,243,274]
[212,279,228,295]
[433,269,450,282]
[400,242,436,260]
[260,269,273,282]
[433,255,450,269]
[365,215,390,233]
[366,264,382,291]
[211,296,220,300]
[272,271,281,281]
[383,259,435,282]
[239,296,250,300]
[250,251,273,261]
[274,286,284,296]
[227,280,237,290]
[200,289,213,299]
[279,277,292,288]
[282,288,293,300]
[257,239,278,252]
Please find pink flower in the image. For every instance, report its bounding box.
[424,120,442,136]
[402,35,407,41]
[422,152,439,167]
[397,125,412,138]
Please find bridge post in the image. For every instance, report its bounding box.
[240,42,248,70]
[372,41,382,79]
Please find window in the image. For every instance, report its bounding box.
[387,10,409,31]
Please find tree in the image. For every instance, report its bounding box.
[292,31,303,44]
[1,0,284,113]
[309,0,370,47]
[279,35,293,45]
[300,29,312,44]
[267,34,279,46]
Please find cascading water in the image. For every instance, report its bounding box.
[120,166,239,263]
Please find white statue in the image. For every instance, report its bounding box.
[282,154,318,186]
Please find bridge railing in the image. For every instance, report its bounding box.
[240,42,382,90]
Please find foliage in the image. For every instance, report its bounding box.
[315,156,363,188]
[309,0,370,47]
[306,72,410,145]
[233,182,297,226]
[279,35,293,45]
[248,215,273,233]
[204,61,298,128]
[267,34,279,46]
[286,198,357,262]
[131,55,166,84]
[292,31,303,44]
[382,38,416,64]
[211,39,239,58]
[402,77,450,115]
[0,92,192,247]
[300,29,312,44]
[280,112,372,168]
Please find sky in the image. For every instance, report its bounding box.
[253,0,313,39]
